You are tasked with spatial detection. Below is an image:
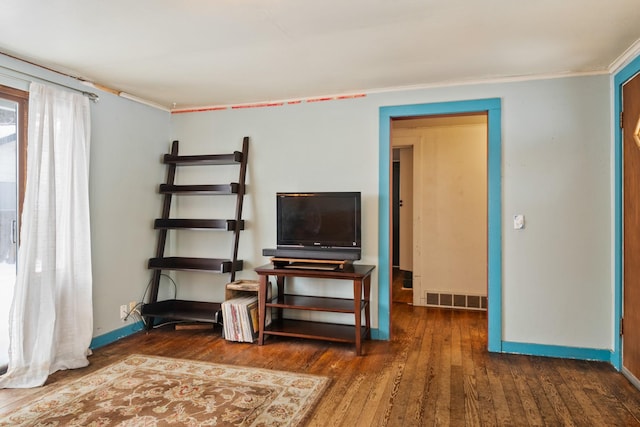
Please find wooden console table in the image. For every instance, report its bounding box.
[255,263,375,355]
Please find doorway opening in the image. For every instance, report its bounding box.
[391,114,488,309]
[378,98,502,351]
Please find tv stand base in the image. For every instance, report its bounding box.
[255,263,376,355]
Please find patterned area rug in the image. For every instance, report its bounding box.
[0,354,329,426]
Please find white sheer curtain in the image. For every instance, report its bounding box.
[0,82,93,388]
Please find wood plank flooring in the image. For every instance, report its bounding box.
[1,292,640,425]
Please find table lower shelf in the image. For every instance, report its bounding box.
[263,319,369,343]
[267,294,368,313]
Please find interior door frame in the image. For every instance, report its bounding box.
[378,98,502,351]
[0,84,28,372]
[614,55,640,371]
[0,85,28,219]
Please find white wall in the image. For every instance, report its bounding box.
[1,51,612,350]
[172,74,612,350]
[170,103,379,325]
[0,54,171,338]
[89,93,170,336]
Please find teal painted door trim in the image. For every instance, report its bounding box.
[613,54,640,370]
[378,98,502,350]
[502,341,611,362]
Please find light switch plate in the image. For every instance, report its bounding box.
[514,214,525,230]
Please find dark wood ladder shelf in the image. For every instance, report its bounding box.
[142,137,249,329]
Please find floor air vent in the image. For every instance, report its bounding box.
[423,292,487,311]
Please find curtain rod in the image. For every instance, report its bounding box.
[0,64,99,103]
[0,52,170,111]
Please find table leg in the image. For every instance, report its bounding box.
[258,275,267,345]
[354,278,362,355]
[276,276,285,321]
[364,275,371,339]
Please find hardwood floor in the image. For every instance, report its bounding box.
[393,267,413,304]
[1,302,640,425]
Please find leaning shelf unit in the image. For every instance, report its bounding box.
[142,137,249,329]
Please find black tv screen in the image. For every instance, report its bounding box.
[277,192,361,250]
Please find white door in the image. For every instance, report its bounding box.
[398,147,413,272]
[391,136,418,275]
[622,71,640,385]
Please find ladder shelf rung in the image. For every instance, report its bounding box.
[163,151,243,166]
[159,183,239,194]
[142,300,222,323]
[154,219,244,231]
[148,257,243,273]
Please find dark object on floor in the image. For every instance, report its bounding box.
[401,270,413,289]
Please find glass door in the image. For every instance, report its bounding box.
[0,96,19,369]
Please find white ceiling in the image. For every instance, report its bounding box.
[1,0,639,110]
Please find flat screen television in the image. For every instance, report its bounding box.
[276,192,361,259]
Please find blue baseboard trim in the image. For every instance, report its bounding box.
[502,341,611,362]
[370,328,387,340]
[90,323,384,349]
[90,321,145,350]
